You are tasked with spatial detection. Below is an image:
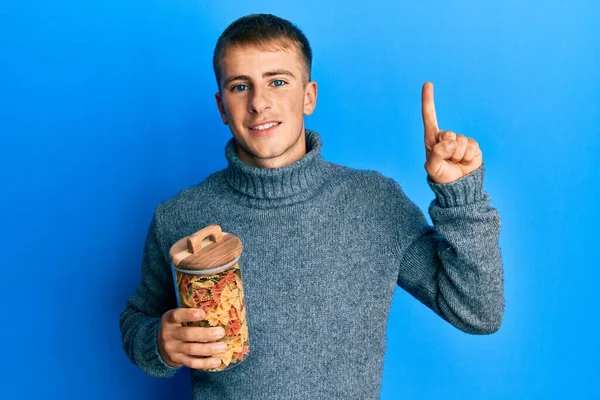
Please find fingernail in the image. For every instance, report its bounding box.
[217,343,228,351]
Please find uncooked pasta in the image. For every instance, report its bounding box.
[175,262,250,370]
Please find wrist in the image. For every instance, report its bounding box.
[427,163,486,208]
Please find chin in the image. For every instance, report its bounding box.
[233,122,303,157]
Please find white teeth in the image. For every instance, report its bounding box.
[252,122,279,131]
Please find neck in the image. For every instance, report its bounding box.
[222,129,333,208]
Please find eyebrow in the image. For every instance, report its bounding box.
[223,69,296,86]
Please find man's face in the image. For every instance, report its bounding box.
[215,43,317,168]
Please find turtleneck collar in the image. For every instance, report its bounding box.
[222,129,333,209]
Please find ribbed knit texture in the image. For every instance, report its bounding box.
[120,129,504,399]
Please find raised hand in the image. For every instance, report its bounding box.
[422,82,483,184]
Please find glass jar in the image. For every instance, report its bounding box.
[169,224,249,372]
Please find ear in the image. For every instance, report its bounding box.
[303,81,318,116]
[215,91,228,124]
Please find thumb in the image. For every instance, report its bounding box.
[165,307,206,326]
[425,140,457,174]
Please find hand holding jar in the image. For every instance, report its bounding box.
[157,307,228,370]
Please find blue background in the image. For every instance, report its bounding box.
[2,1,598,399]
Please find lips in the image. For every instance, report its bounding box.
[248,121,281,131]
[247,121,282,137]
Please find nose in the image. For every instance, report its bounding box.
[247,86,271,114]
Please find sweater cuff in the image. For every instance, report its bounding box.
[140,318,182,378]
[426,163,486,208]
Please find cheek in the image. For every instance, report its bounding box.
[223,97,245,118]
[289,92,306,113]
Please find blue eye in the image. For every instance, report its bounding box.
[231,84,248,92]
[273,80,286,87]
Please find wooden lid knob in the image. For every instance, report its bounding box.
[169,225,243,270]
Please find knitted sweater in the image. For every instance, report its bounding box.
[119,129,504,399]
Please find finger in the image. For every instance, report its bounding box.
[437,130,456,142]
[177,340,228,357]
[461,139,482,164]
[425,140,457,175]
[432,140,457,161]
[175,354,223,370]
[166,308,205,325]
[176,326,226,343]
[422,82,439,140]
[450,134,469,163]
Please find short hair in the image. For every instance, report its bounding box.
[213,13,313,92]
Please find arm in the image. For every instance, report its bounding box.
[392,163,504,334]
[119,206,182,377]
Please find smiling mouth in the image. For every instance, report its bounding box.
[249,121,281,131]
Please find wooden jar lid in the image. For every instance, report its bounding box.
[169,224,243,270]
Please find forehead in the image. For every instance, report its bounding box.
[220,43,304,77]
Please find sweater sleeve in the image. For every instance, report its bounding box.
[119,206,182,377]
[391,163,504,334]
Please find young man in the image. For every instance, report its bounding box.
[120,13,504,400]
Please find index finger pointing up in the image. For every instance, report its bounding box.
[421,81,439,140]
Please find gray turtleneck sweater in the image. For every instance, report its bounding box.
[119,129,504,399]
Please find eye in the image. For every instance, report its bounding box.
[231,84,248,92]
[272,80,286,87]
